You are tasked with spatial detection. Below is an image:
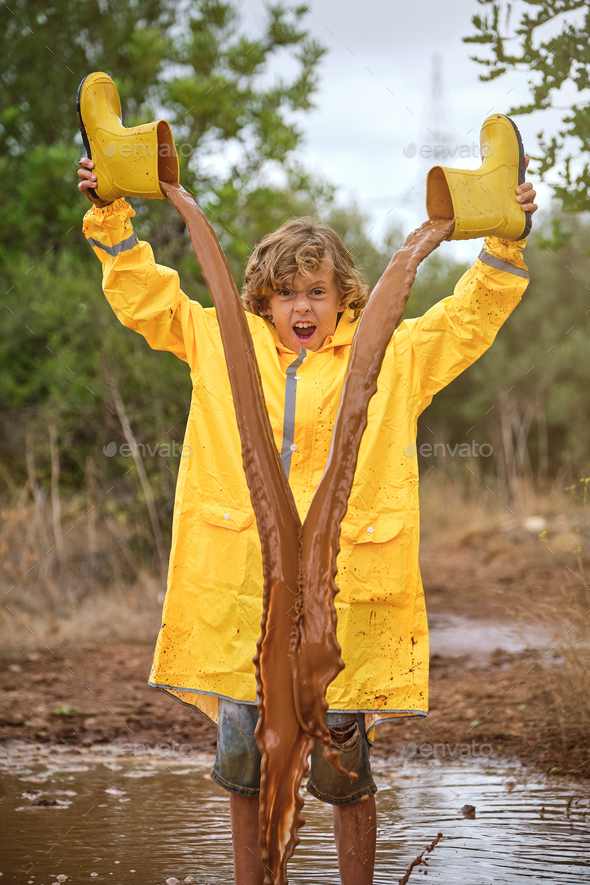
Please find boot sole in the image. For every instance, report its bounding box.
[76,75,100,202]
[505,115,532,238]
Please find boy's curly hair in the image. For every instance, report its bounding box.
[241,217,370,321]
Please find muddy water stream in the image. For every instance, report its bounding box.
[1,745,588,883]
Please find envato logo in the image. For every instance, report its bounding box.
[104,741,197,758]
[404,740,493,759]
[101,141,194,159]
[403,441,493,458]
[103,441,192,458]
[403,142,493,160]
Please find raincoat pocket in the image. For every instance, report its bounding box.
[194,501,255,587]
[339,510,412,602]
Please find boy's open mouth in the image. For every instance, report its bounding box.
[293,321,317,343]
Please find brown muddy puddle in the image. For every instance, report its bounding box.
[428,615,552,664]
[1,743,588,883]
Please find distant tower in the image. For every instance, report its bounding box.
[424,53,452,152]
[403,53,456,208]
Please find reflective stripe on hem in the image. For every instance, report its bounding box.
[87,231,139,256]
[477,247,529,279]
[280,347,307,478]
[148,681,427,719]
[149,680,428,738]
[148,680,257,704]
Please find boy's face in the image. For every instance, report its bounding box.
[263,258,345,353]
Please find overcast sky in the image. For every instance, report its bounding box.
[240,0,558,261]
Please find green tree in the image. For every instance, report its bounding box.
[0,0,325,258]
[464,0,590,211]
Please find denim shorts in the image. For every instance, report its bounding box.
[211,698,377,806]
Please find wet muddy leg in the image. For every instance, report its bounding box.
[333,794,376,885]
[230,794,265,885]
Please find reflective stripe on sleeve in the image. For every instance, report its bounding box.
[86,231,139,256]
[280,348,307,479]
[477,247,529,279]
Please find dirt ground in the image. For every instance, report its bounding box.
[1,525,588,778]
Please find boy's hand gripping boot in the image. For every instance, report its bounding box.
[77,72,179,202]
[426,113,532,240]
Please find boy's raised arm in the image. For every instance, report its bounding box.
[79,160,201,367]
[399,171,537,408]
[401,234,529,408]
[82,198,199,365]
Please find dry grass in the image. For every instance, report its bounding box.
[419,476,499,540]
[419,473,585,539]
[529,573,590,766]
[0,573,164,657]
[0,490,165,656]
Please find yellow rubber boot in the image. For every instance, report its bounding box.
[76,72,178,202]
[426,114,532,240]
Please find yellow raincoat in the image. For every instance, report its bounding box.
[83,198,529,739]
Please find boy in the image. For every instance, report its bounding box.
[78,157,537,884]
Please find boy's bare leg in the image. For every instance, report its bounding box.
[333,795,376,885]
[229,794,265,885]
